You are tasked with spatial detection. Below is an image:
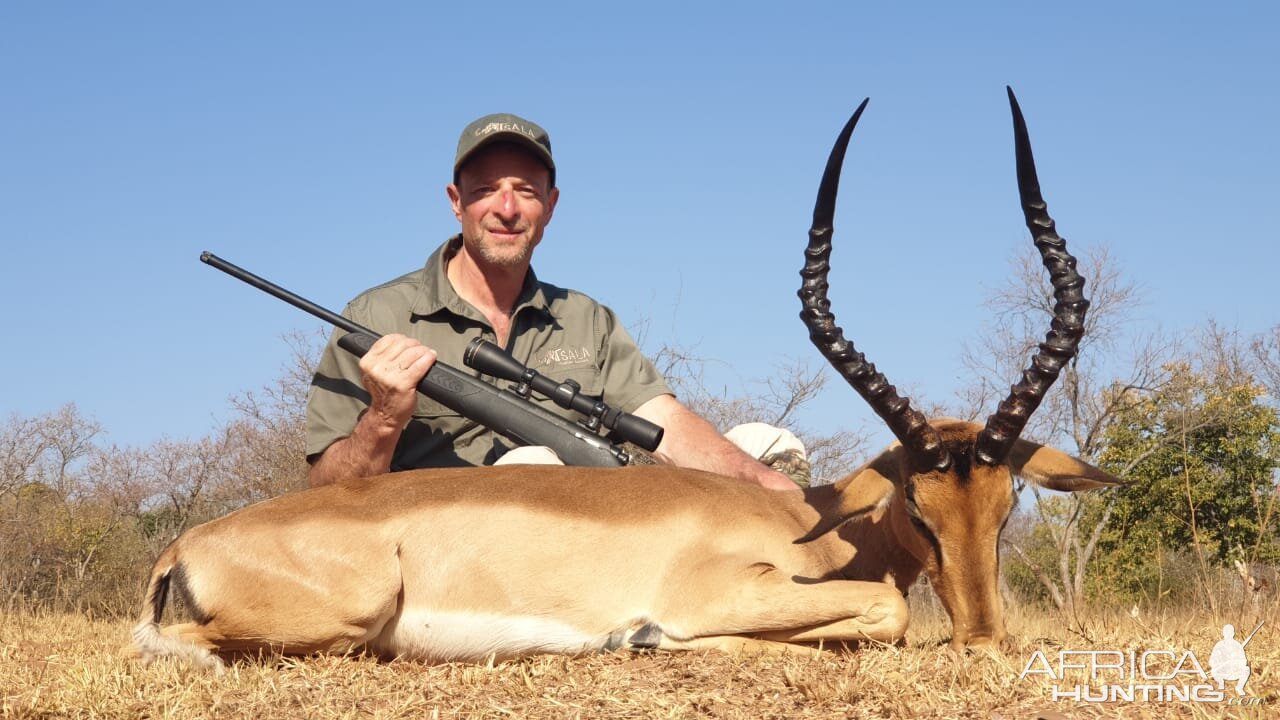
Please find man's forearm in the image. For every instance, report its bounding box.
[634,395,798,491]
[307,412,403,487]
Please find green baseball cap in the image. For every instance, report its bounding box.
[453,112,556,187]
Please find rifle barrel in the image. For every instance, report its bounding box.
[200,252,373,338]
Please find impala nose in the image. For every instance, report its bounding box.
[950,627,1009,651]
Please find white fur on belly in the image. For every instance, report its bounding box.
[374,609,604,662]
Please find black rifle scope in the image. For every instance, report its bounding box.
[464,338,664,452]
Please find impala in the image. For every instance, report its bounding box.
[131,88,1121,669]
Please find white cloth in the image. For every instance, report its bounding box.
[723,422,807,461]
[493,445,566,466]
[493,423,806,466]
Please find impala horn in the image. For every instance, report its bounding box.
[799,99,951,474]
[974,87,1090,465]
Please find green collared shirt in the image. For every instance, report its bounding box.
[305,236,672,469]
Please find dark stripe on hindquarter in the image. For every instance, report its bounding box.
[170,561,212,624]
[149,571,170,624]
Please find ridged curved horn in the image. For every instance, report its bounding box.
[799,99,950,474]
[975,87,1090,465]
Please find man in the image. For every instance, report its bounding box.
[305,113,800,491]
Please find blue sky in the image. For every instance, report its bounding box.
[3,2,1277,450]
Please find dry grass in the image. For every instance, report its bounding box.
[2,603,1276,719]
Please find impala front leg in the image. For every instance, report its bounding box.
[655,558,908,647]
[749,577,908,645]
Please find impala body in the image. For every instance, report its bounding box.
[132,88,1122,667]
[133,465,908,666]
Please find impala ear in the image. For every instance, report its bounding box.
[796,448,899,543]
[1008,439,1125,491]
[835,465,897,518]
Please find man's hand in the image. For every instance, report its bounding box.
[309,334,438,488]
[358,334,438,433]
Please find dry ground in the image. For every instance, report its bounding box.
[2,603,1276,719]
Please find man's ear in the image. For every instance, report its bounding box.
[1009,439,1125,492]
[543,185,560,224]
[446,183,464,221]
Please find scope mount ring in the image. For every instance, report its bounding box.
[513,367,538,398]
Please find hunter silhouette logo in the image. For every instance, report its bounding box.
[1210,622,1261,696]
[1020,621,1266,705]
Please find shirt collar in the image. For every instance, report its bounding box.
[411,235,552,322]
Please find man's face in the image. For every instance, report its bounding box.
[447,143,559,269]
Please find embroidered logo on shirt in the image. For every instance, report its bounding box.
[538,346,593,367]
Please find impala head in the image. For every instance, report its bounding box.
[799,89,1123,649]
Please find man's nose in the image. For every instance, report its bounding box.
[493,189,519,221]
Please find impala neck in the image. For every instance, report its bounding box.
[800,485,925,594]
[836,505,926,594]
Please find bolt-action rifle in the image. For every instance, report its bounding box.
[200,252,663,467]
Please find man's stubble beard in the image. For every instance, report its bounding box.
[469,229,540,270]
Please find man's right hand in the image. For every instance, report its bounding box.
[357,334,438,432]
